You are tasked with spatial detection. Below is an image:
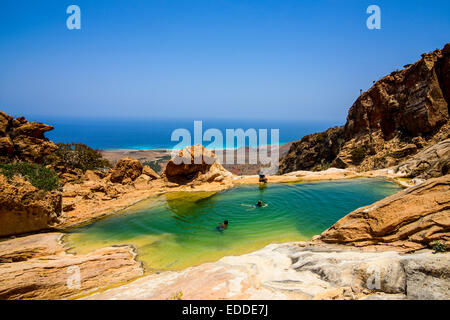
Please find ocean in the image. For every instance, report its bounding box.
[37,117,340,150]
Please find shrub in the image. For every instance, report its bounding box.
[0,162,59,191]
[431,240,447,253]
[143,155,171,174]
[351,146,367,164]
[52,143,111,172]
[143,160,161,173]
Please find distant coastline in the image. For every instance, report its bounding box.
[33,117,338,151]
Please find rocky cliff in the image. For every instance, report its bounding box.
[280,43,450,175]
[278,126,345,172]
[0,111,57,164]
[0,112,63,237]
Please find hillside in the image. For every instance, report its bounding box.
[280,43,450,176]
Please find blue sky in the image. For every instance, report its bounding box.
[0,0,449,122]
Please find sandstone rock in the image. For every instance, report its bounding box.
[62,200,76,212]
[56,166,83,184]
[345,47,449,140]
[279,44,450,174]
[279,127,345,173]
[0,175,63,237]
[319,175,450,250]
[133,174,152,188]
[0,111,57,163]
[394,139,450,179]
[163,145,231,183]
[389,144,418,159]
[142,165,160,180]
[82,170,100,181]
[110,158,143,184]
[0,111,12,135]
[0,233,144,300]
[401,252,450,299]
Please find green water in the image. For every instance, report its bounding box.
[66,178,401,272]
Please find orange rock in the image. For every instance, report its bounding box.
[163,145,230,183]
[319,174,450,251]
[142,165,160,180]
[110,158,143,184]
[0,233,144,300]
[0,176,63,237]
[0,110,57,163]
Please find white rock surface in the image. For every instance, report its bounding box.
[82,242,450,300]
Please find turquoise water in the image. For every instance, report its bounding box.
[28,117,338,150]
[66,178,401,271]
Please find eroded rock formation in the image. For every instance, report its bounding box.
[393,139,450,179]
[279,127,344,172]
[110,158,143,184]
[0,111,57,164]
[319,174,450,251]
[0,175,62,237]
[0,233,144,300]
[163,145,232,183]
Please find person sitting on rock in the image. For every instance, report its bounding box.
[259,169,268,183]
[217,220,229,231]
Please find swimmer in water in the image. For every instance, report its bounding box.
[256,200,263,207]
[217,220,229,231]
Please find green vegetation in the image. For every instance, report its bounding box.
[143,155,171,174]
[351,146,367,164]
[312,162,331,172]
[142,161,160,172]
[166,291,183,300]
[50,143,111,172]
[431,240,447,253]
[0,162,59,191]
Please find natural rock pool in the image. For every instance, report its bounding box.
[66,178,401,272]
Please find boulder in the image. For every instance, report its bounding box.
[0,111,57,163]
[0,175,63,237]
[82,169,100,181]
[133,174,152,188]
[142,165,160,180]
[163,145,231,183]
[394,139,450,179]
[110,158,143,184]
[279,127,345,173]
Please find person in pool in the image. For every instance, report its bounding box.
[217,220,229,231]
